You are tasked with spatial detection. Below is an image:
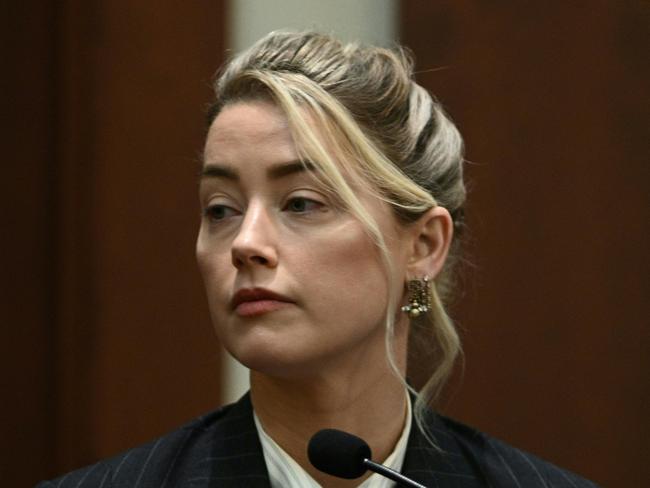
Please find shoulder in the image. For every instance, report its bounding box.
[437,415,600,487]
[35,401,245,488]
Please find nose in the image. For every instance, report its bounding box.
[231,202,279,269]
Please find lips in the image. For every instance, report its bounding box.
[231,288,294,317]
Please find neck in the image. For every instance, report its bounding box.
[250,353,408,487]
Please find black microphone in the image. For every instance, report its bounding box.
[308,429,427,488]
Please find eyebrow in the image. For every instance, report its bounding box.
[199,160,315,181]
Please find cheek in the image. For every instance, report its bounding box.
[196,233,232,305]
[295,222,389,323]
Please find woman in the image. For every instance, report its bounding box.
[39,31,597,487]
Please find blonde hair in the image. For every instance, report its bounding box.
[208,31,466,444]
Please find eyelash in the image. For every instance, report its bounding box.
[284,196,324,213]
[202,204,238,221]
[202,196,324,222]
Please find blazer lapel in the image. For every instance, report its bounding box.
[402,411,486,488]
[188,393,272,488]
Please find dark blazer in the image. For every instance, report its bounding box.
[37,393,598,487]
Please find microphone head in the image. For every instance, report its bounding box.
[308,429,372,479]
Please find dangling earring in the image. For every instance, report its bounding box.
[401,277,431,318]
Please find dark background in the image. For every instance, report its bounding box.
[3,1,648,486]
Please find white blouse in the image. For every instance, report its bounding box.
[254,394,412,488]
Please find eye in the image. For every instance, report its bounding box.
[284,196,324,213]
[203,204,239,222]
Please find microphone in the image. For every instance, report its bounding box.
[308,429,427,488]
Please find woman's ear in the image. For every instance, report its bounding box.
[407,206,453,279]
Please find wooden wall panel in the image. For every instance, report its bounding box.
[1,3,58,486]
[4,1,227,485]
[401,2,649,487]
[84,1,225,461]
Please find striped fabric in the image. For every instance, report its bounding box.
[36,393,600,487]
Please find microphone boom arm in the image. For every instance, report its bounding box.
[363,459,427,488]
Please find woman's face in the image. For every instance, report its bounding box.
[196,101,411,378]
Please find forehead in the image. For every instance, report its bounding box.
[204,101,296,164]
[202,99,368,198]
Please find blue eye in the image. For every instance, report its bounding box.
[203,204,238,221]
[285,197,323,213]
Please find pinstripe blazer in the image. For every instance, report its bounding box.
[36,393,598,487]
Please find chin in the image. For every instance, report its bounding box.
[238,353,319,380]
[227,337,327,380]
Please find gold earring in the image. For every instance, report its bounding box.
[401,277,431,318]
